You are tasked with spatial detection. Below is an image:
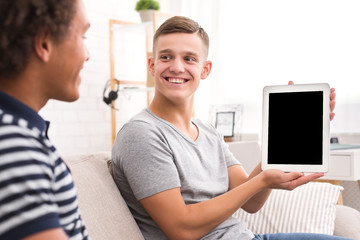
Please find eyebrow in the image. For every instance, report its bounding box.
[158,49,172,54]
[158,49,199,57]
[184,51,199,57]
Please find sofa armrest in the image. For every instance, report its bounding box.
[334,205,360,240]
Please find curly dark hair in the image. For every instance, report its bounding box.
[0,0,77,79]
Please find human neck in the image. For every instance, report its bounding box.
[149,97,198,141]
[0,71,48,112]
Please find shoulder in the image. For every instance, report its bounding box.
[0,128,66,239]
[112,110,172,162]
[117,109,167,142]
[0,120,49,166]
[194,118,217,132]
[193,118,223,140]
[0,114,52,159]
[0,108,45,145]
[0,111,61,181]
[128,108,164,128]
[0,117,61,180]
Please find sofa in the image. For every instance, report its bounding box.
[63,141,360,240]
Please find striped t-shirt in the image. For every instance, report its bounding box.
[0,92,89,239]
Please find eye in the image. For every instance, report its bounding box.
[160,55,171,60]
[184,56,196,62]
[82,35,88,40]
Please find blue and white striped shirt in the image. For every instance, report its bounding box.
[0,91,89,240]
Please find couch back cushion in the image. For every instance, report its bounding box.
[64,152,144,240]
[233,182,343,235]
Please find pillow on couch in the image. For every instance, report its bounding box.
[63,152,144,240]
[233,182,343,235]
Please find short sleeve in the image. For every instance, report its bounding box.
[113,120,181,200]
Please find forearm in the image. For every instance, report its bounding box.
[241,163,272,213]
[172,175,267,239]
[142,165,316,240]
[239,165,323,213]
[23,228,68,240]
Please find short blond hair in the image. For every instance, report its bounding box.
[153,16,209,57]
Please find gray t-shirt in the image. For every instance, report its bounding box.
[112,109,254,240]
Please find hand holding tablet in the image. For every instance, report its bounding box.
[261,83,330,173]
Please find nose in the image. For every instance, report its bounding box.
[84,45,90,62]
[169,58,184,73]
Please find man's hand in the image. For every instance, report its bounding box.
[288,80,336,121]
[259,169,324,191]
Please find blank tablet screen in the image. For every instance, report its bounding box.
[268,91,323,165]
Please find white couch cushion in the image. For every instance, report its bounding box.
[233,182,343,235]
[64,152,144,240]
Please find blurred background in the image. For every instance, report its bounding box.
[40,0,360,155]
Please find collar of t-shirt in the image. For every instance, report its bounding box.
[0,91,48,137]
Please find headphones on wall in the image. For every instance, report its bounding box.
[103,79,119,106]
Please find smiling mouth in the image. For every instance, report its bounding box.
[165,77,189,84]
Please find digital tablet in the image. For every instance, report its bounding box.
[261,83,330,172]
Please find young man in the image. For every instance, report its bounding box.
[112,16,345,240]
[0,0,90,239]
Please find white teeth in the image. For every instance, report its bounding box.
[168,78,186,83]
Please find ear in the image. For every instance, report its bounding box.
[200,60,212,79]
[148,56,155,76]
[34,30,52,62]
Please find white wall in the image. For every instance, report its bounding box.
[40,0,360,156]
[40,0,143,156]
[214,0,360,139]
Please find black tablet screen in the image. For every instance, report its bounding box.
[268,91,323,165]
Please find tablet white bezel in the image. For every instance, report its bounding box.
[261,83,330,173]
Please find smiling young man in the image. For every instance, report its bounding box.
[0,0,90,239]
[112,16,346,240]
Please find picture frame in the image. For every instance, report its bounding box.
[215,111,235,137]
[209,104,243,142]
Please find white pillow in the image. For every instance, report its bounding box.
[233,182,343,235]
